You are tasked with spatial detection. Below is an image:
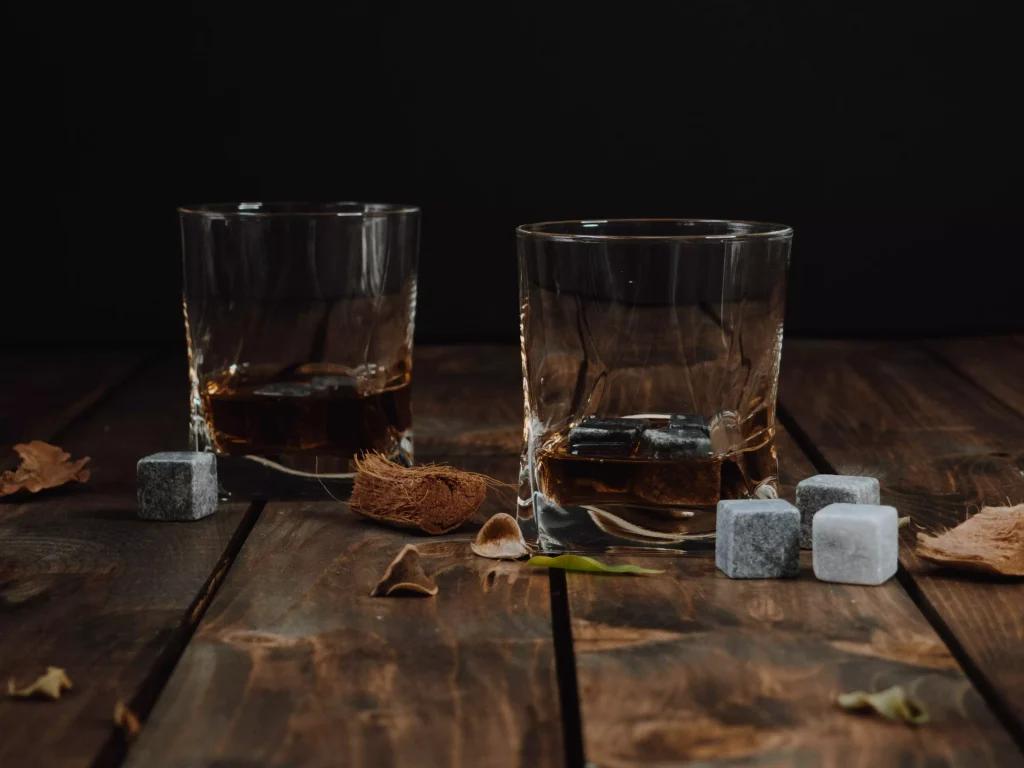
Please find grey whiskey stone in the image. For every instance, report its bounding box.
[715,499,800,579]
[641,426,712,458]
[568,417,648,457]
[137,452,218,521]
[795,474,880,549]
[812,503,898,585]
[669,413,711,434]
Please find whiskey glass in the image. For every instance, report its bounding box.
[179,202,419,495]
[517,219,792,552]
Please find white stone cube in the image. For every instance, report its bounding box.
[812,503,898,585]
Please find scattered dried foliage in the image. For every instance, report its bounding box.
[113,700,142,741]
[7,667,73,700]
[837,684,929,725]
[1,441,90,497]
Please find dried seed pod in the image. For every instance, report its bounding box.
[471,513,530,560]
[371,545,438,597]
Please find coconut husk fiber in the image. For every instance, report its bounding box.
[916,504,1024,577]
[349,453,490,534]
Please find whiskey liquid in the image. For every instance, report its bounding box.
[202,363,411,466]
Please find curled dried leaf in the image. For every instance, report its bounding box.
[371,545,438,597]
[1,441,91,497]
[471,513,530,560]
[7,666,73,700]
[837,684,929,725]
[916,504,1024,577]
[898,516,911,529]
[114,700,142,741]
[350,453,491,534]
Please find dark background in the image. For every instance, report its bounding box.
[4,2,1020,347]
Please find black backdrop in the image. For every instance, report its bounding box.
[4,2,1021,347]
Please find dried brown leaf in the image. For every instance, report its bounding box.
[7,666,73,700]
[0,441,91,497]
[114,700,142,740]
[471,513,530,560]
[837,684,929,725]
[916,504,1024,577]
[371,544,438,597]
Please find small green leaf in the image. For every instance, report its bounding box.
[527,555,664,575]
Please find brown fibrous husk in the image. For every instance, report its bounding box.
[350,453,490,534]
[371,544,438,597]
[916,504,1024,577]
[471,512,530,560]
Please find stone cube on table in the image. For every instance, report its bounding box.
[715,499,800,579]
[137,452,218,521]
[812,503,898,585]
[795,474,880,549]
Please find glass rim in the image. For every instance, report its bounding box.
[178,201,420,218]
[516,218,793,242]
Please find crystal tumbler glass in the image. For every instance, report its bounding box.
[517,219,792,552]
[179,202,419,494]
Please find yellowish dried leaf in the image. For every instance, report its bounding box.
[7,666,73,700]
[837,684,928,725]
[114,700,142,741]
[0,441,91,497]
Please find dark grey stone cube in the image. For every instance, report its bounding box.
[641,426,713,458]
[137,452,218,521]
[716,499,800,579]
[568,417,647,457]
[669,413,711,434]
[795,474,880,549]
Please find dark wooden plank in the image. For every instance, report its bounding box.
[0,350,143,466]
[780,339,1024,742]
[565,420,1019,766]
[926,336,1024,418]
[0,358,251,768]
[568,556,1016,767]
[124,504,564,768]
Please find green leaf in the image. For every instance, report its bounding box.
[527,555,664,575]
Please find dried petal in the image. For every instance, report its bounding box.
[371,545,438,597]
[916,504,1024,577]
[471,513,530,560]
[7,666,73,700]
[837,684,929,725]
[114,700,142,740]
[0,442,91,497]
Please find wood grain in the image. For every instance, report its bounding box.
[567,556,1018,767]
[125,506,563,768]
[926,336,1024,418]
[0,358,250,768]
[780,339,1024,737]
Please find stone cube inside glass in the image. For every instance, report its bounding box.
[517,219,792,552]
[179,202,419,494]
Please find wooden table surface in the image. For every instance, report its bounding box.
[1,337,1022,767]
